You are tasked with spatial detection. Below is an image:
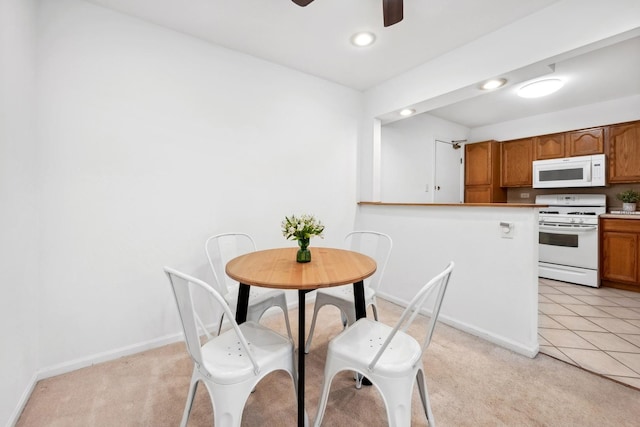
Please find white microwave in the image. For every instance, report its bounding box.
[533,154,606,188]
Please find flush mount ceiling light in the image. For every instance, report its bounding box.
[399,108,415,117]
[351,31,376,47]
[518,78,564,98]
[480,78,507,90]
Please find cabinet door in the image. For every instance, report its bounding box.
[464,186,491,203]
[601,232,638,284]
[567,127,604,156]
[608,122,640,183]
[534,133,565,160]
[465,142,493,186]
[501,138,533,187]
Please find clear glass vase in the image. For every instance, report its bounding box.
[296,238,311,263]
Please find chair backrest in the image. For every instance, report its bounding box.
[344,231,392,292]
[164,267,260,375]
[205,233,257,295]
[368,261,454,372]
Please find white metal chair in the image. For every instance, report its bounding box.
[304,231,392,353]
[164,267,297,427]
[313,261,454,427]
[205,232,293,340]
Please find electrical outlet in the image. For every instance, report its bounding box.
[520,193,530,199]
[425,184,429,192]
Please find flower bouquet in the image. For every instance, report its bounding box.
[281,214,325,263]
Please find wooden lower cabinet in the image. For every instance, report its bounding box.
[600,218,640,292]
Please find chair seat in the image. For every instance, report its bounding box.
[328,318,421,377]
[201,321,293,385]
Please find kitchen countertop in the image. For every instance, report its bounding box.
[601,213,640,219]
[358,201,547,208]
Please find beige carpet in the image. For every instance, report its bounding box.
[16,299,640,426]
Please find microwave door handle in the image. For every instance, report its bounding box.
[585,163,592,182]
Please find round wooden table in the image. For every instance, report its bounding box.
[226,247,377,427]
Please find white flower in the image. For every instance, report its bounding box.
[281,214,325,241]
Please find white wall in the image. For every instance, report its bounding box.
[380,114,468,202]
[356,204,539,357]
[36,0,361,373]
[0,0,40,425]
[469,94,640,142]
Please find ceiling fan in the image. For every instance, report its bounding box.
[292,0,403,27]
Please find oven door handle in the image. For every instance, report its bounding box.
[539,224,598,232]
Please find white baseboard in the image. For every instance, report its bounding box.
[6,372,38,427]
[37,295,306,380]
[36,295,307,381]
[377,292,539,358]
[438,314,539,358]
[36,332,185,381]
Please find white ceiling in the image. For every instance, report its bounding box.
[86,0,640,128]
[427,34,640,128]
[86,0,561,91]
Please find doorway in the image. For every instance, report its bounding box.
[433,139,463,203]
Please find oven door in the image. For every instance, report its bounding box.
[538,223,598,269]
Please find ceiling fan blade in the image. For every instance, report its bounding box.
[382,0,403,27]
[292,0,314,6]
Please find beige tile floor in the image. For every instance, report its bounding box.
[538,278,640,390]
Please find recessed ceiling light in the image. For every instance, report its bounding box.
[518,79,564,98]
[399,108,415,117]
[480,78,507,90]
[351,32,376,47]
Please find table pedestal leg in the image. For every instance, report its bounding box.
[235,283,250,324]
[353,280,372,386]
[298,290,308,427]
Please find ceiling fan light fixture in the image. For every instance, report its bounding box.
[351,32,376,47]
[518,78,564,98]
[480,78,507,90]
[399,108,415,117]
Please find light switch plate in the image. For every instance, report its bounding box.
[500,221,514,239]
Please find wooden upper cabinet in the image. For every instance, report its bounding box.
[566,127,604,156]
[608,121,640,183]
[501,138,533,187]
[465,141,493,185]
[464,141,506,203]
[534,133,565,160]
